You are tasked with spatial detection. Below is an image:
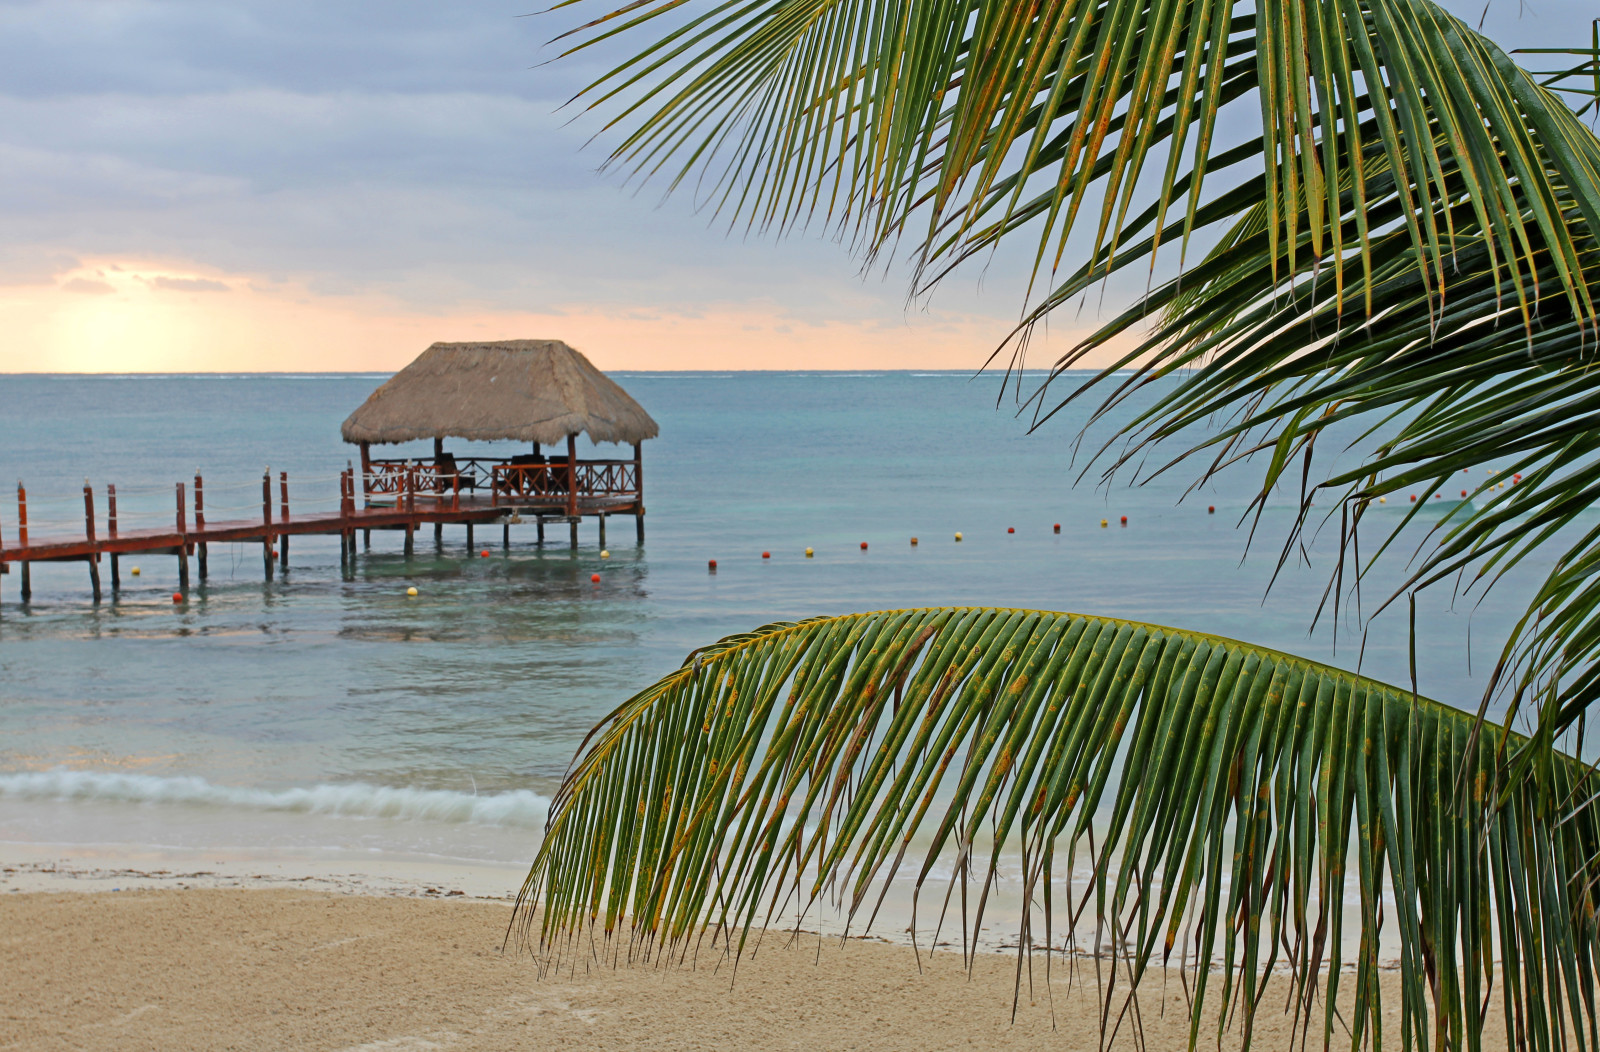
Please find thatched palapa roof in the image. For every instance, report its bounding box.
[341,340,659,446]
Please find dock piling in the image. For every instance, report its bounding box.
[108,484,120,591]
[536,517,544,545]
[83,480,101,603]
[569,517,578,550]
[176,482,190,591]
[403,467,415,558]
[194,472,207,581]
[18,482,30,602]
[598,513,606,550]
[262,469,274,581]
[279,471,290,570]
[633,444,644,545]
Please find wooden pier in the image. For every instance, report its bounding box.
[0,453,644,604]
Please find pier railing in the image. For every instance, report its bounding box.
[364,456,640,508]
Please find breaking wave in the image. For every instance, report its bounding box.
[0,770,551,829]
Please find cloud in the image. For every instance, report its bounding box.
[0,0,1588,369]
[60,276,114,294]
[150,275,229,292]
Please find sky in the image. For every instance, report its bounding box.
[0,0,1592,374]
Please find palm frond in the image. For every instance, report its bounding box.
[514,608,1600,1051]
[551,0,1600,331]
[1018,109,1600,756]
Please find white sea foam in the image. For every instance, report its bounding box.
[0,770,551,829]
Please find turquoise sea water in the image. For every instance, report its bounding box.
[0,372,1543,883]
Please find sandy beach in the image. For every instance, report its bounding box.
[1,881,1505,1052]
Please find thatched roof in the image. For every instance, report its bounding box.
[341,340,659,446]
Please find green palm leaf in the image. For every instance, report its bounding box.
[514,607,1600,1050]
[552,0,1600,329]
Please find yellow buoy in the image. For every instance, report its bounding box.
[1379,496,1386,503]
[805,547,814,557]
[406,586,418,597]
[600,550,610,559]
[1101,519,1108,528]
[954,532,963,541]
[130,566,141,576]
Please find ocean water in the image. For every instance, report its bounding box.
[0,372,1545,907]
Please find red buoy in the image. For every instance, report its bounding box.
[1007,527,1015,533]
[708,559,717,571]
[1436,494,1443,500]
[172,593,182,604]
[590,573,600,583]
[1120,515,1127,525]
[1410,495,1417,502]
[762,551,770,559]
[860,541,868,550]
[1053,523,1061,532]
[1207,506,1215,514]
[480,549,489,558]
[1461,490,1467,497]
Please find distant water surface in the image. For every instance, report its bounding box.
[0,372,1545,877]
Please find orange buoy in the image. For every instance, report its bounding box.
[708,559,717,571]
[860,541,868,550]
[910,537,918,545]
[1207,506,1215,514]
[1410,495,1417,502]
[590,573,600,583]
[480,549,489,558]
[1120,515,1127,525]
[171,593,183,604]
[1461,490,1467,497]
[1053,523,1060,532]
[762,551,770,559]
[1007,527,1015,534]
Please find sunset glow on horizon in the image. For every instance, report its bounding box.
[2,259,1113,375]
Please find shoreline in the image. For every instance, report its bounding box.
[3,885,1476,1052]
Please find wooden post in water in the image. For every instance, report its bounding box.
[337,469,350,568]
[262,469,274,581]
[83,480,101,603]
[598,513,606,549]
[175,481,190,592]
[633,442,644,544]
[108,483,120,590]
[566,434,580,550]
[535,516,544,545]
[278,471,290,570]
[18,482,30,602]
[565,433,579,520]
[194,472,207,581]
[360,442,372,549]
[403,467,415,558]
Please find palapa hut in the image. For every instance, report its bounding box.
[342,339,658,546]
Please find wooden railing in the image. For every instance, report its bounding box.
[363,457,640,509]
[488,460,639,503]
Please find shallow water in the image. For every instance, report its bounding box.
[0,372,1543,895]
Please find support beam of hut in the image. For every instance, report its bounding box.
[634,442,644,545]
